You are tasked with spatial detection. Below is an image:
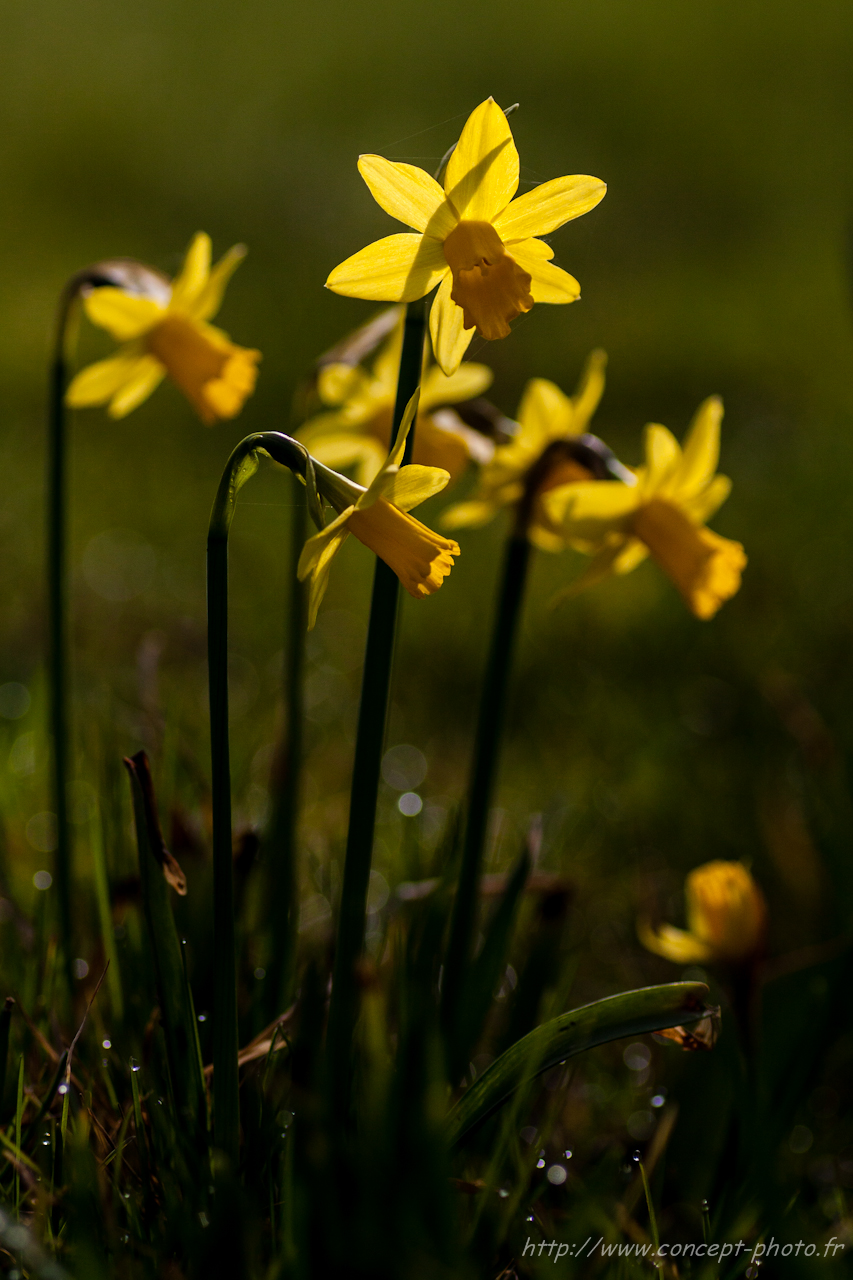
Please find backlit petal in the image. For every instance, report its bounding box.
[494,175,606,241]
[637,920,713,964]
[420,359,493,409]
[385,463,450,511]
[107,356,165,418]
[542,479,638,540]
[66,350,145,407]
[358,156,457,238]
[84,288,165,341]
[298,511,353,629]
[326,235,448,302]
[516,377,572,448]
[305,432,387,487]
[444,98,518,222]
[681,474,732,524]
[171,232,211,311]
[509,243,580,305]
[676,396,722,495]
[441,499,499,529]
[192,244,247,321]
[429,272,474,376]
[642,424,682,494]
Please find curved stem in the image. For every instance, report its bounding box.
[325,299,426,1119]
[441,533,532,1057]
[207,431,311,1163]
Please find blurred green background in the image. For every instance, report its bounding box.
[1,0,853,1008]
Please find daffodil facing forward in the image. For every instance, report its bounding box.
[443,350,626,548]
[298,394,460,628]
[300,315,495,486]
[639,861,767,964]
[66,233,260,423]
[326,99,606,375]
[542,397,746,618]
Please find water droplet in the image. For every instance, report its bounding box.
[121,1234,129,1244]
[563,1149,573,1159]
[41,1138,50,1146]
[526,1213,535,1222]
[131,1063,141,1073]
[102,1039,111,1049]
[631,1149,642,1164]
[198,1012,208,1023]
[57,1083,68,1095]
[497,1187,510,1199]
[536,1159,545,1169]
[700,1198,709,1211]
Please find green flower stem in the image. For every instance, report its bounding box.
[207,431,313,1163]
[263,485,307,1019]
[47,291,75,995]
[325,299,426,1115]
[442,532,531,1049]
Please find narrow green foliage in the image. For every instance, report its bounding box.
[15,1053,24,1214]
[124,751,207,1157]
[0,996,13,1108]
[447,981,712,1146]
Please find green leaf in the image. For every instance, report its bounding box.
[447,981,712,1147]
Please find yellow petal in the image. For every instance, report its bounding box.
[542,479,639,540]
[429,272,474,376]
[346,498,459,599]
[612,539,650,575]
[171,232,212,311]
[420,359,493,409]
[84,288,165,341]
[358,156,457,238]
[444,98,519,223]
[384,463,450,511]
[107,356,165,418]
[494,175,606,241]
[65,350,146,407]
[516,377,572,448]
[571,349,607,433]
[298,511,353,630]
[631,499,745,618]
[326,235,448,302]
[441,499,499,530]
[191,244,247,322]
[642,424,682,494]
[676,396,723,496]
[681,474,732,525]
[637,919,713,965]
[306,433,387,487]
[509,242,580,305]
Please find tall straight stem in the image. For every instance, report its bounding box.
[264,485,307,1017]
[442,533,531,1039]
[207,531,238,1162]
[325,300,425,1106]
[47,295,75,994]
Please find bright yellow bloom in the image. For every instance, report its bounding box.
[639,861,767,964]
[541,397,746,618]
[326,98,606,376]
[298,396,460,628]
[443,350,619,549]
[66,233,261,424]
[299,315,494,487]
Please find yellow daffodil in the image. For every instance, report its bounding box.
[443,349,622,549]
[66,233,260,424]
[299,315,495,487]
[541,397,746,619]
[639,861,767,964]
[326,98,606,376]
[298,395,460,628]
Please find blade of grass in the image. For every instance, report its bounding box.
[447,982,713,1146]
[0,997,13,1109]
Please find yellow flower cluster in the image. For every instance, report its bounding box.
[639,861,767,964]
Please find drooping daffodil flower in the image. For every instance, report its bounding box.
[443,350,628,547]
[639,861,767,964]
[66,232,260,423]
[541,397,747,619]
[298,393,460,628]
[299,314,495,487]
[326,98,606,376]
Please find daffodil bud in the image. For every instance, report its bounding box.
[639,861,767,965]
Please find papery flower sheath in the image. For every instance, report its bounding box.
[326,98,606,376]
[66,232,261,423]
[541,397,746,618]
[299,315,494,486]
[298,395,460,628]
[639,861,767,964]
[443,349,625,548]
